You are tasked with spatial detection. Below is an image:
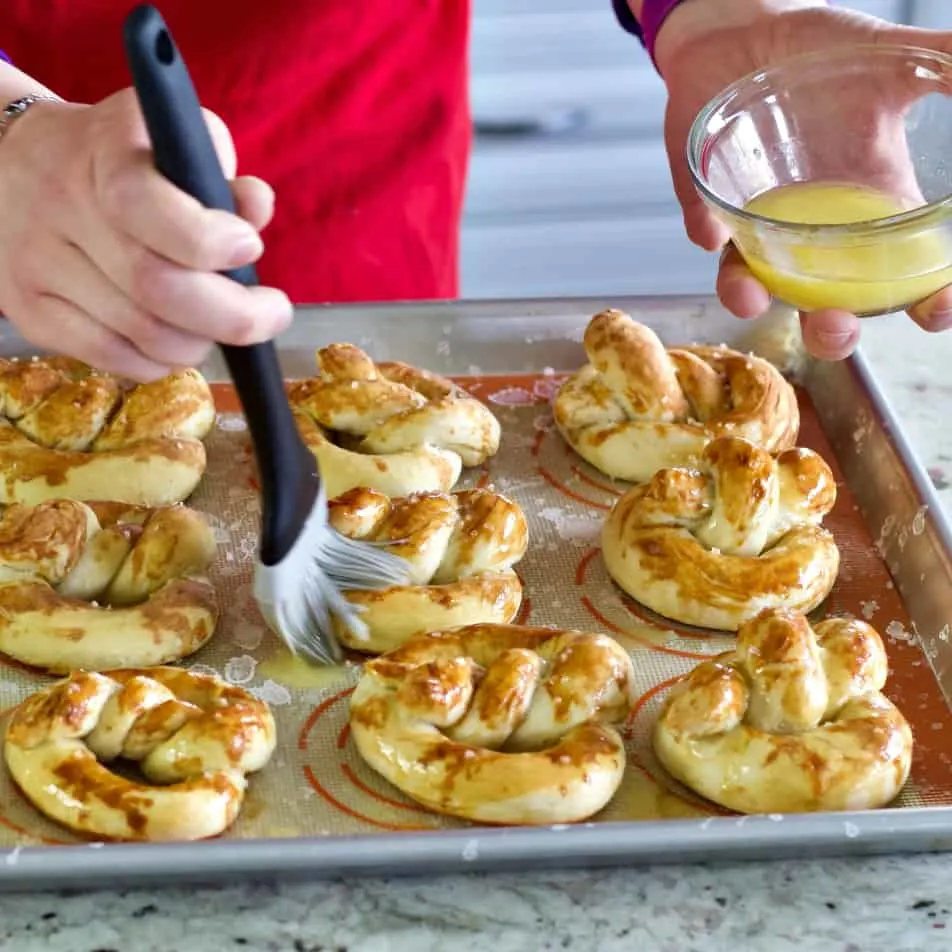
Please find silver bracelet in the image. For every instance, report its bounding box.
[0,94,60,144]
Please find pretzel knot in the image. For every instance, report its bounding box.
[653,609,913,813]
[3,667,276,841]
[0,357,215,506]
[601,435,840,631]
[288,344,501,498]
[350,624,637,824]
[0,499,219,673]
[554,309,799,481]
[328,488,528,653]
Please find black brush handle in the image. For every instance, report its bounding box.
[123,4,316,566]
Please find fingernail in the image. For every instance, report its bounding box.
[816,331,859,360]
[925,309,952,331]
[815,330,857,351]
[227,229,262,267]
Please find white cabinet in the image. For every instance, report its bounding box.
[461,0,916,299]
[907,1,952,28]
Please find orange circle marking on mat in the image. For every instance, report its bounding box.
[299,688,433,831]
[622,678,734,817]
[574,548,720,658]
[569,465,623,497]
[537,466,611,511]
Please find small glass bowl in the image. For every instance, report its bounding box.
[688,44,952,316]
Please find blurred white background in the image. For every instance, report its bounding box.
[462,1,952,299]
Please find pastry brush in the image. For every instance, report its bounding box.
[123,4,410,665]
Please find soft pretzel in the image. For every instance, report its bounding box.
[554,309,800,481]
[350,623,637,824]
[288,343,501,498]
[328,487,528,653]
[601,435,839,631]
[0,356,215,506]
[4,667,276,841]
[653,609,913,813]
[0,499,218,672]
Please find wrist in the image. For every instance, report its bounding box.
[643,0,827,77]
[0,95,64,147]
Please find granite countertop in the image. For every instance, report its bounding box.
[0,316,950,952]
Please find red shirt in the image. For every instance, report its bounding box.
[5,1,471,304]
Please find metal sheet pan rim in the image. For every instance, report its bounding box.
[846,346,952,561]
[1,806,952,891]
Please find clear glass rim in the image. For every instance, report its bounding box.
[686,43,952,237]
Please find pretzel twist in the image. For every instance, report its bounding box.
[554,309,800,481]
[328,487,528,653]
[350,623,637,824]
[601,435,840,631]
[289,344,501,498]
[0,357,215,506]
[4,667,276,841]
[0,499,219,672]
[653,609,913,813]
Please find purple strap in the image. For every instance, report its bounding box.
[0,51,10,65]
[610,0,687,68]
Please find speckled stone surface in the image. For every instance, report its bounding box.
[0,857,950,951]
[862,316,952,515]
[0,316,949,952]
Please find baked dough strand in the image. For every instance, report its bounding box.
[289,343,500,498]
[0,357,215,506]
[601,435,840,630]
[350,623,637,824]
[4,667,276,841]
[327,487,529,653]
[0,499,219,672]
[554,309,799,481]
[653,609,913,813]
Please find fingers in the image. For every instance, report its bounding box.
[715,245,864,360]
[78,226,293,348]
[42,241,212,369]
[89,150,264,272]
[78,92,292,351]
[24,296,172,382]
[908,285,952,333]
[799,310,861,360]
[715,244,772,319]
[0,86,291,378]
[87,90,263,271]
[233,176,276,232]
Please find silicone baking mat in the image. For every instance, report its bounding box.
[0,373,949,846]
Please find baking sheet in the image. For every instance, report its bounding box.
[0,296,949,889]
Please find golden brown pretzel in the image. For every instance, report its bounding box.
[653,609,913,813]
[289,343,501,498]
[328,487,529,653]
[350,623,637,824]
[4,667,276,841]
[601,435,839,631]
[0,357,215,506]
[0,499,218,672]
[554,309,800,481]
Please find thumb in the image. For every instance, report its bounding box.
[112,86,240,181]
[202,108,239,181]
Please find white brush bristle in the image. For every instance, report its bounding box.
[253,494,410,665]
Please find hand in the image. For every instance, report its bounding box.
[0,88,293,380]
[654,0,952,360]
